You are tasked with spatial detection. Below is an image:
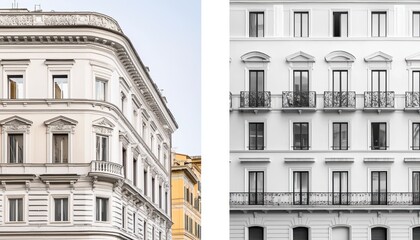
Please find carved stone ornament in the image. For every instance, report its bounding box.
[92,117,115,135]
[132,145,141,157]
[0,116,33,134]
[44,116,78,134]
[119,131,130,147]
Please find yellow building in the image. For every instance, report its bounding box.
[171,153,201,240]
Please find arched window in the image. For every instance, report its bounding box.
[332,226,349,240]
[293,227,309,240]
[371,227,387,240]
[249,226,263,240]
[413,227,420,240]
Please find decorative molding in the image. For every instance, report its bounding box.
[92,117,115,135]
[284,158,315,163]
[364,51,393,62]
[404,158,420,162]
[363,158,394,162]
[0,59,30,65]
[150,121,157,132]
[239,157,270,163]
[0,115,32,133]
[119,131,130,146]
[241,51,271,62]
[132,145,141,157]
[44,115,78,133]
[286,51,315,63]
[39,174,80,183]
[325,158,355,163]
[325,50,356,63]
[44,59,75,66]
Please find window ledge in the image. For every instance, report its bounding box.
[239,157,270,163]
[404,158,420,162]
[325,158,354,163]
[284,158,315,163]
[363,158,394,163]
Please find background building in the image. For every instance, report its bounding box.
[172,153,201,240]
[0,9,177,239]
[230,1,420,240]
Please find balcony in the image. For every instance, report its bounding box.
[364,91,395,111]
[405,92,420,111]
[239,91,271,111]
[89,160,124,181]
[324,91,356,111]
[282,91,316,112]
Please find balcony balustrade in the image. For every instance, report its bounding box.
[282,91,316,109]
[90,160,124,178]
[324,91,356,108]
[364,91,394,108]
[240,91,271,108]
[405,91,420,108]
[230,192,419,206]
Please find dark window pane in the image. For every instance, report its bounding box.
[8,134,23,163]
[249,227,264,240]
[293,227,309,240]
[371,227,387,240]
[413,227,420,240]
[250,12,264,37]
[53,134,68,163]
[372,123,386,150]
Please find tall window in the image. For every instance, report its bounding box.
[371,70,387,93]
[248,171,264,205]
[8,134,23,163]
[120,92,126,113]
[293,123,309,150]
[293,227,309,240]
[371,227,387,240]
[95,197,108,221]
[133,158,138,186]
[332,123,348,150]
[371,171,387,205]
[142,122,147,139]
[144,221,147,240]
[413,123,420,150]
[371,123,387,150]
[413,71,420,92]
[413,172,420,205]
[165,191,168,213]
[294,12,309,37]
[249,70,264,107]
[249,122,264,150]
[133,213,136,233]
[96,135,108,161]
[122,206,126,228]
[332,171,348,205]
[372,12,387,37]
[332,70,349,107]
[53,134,68,163]
[9,198,23,222]
[159,185,162,208]
[95,79,106,101]
[157,144,161,161]
[249,226,264,240]
[413,227,420,240]
[54,198,68,221]
[333,12,348,37]
[414,12,420,37]
[144,170,148,196]
[53,75,68,99]
[152,177,155,202]
[293,171,309,205]
[8,75,24,99]
[249,12,264,37]
[122,148,127,178]
[293,70,310,107]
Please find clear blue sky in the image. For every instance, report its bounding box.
[3,0,201,155]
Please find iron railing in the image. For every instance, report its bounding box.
[364,91,394,108]
[230,192,420,206]
[90,160,124,177]
[324,91,356,108]
[282,91,316,108]
[240,91,271,108]
[405,92,420,108]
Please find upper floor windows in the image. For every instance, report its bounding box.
[333,12,348,37]
[53,75,68,99]
[95,78,107,101]
[8,134,23,163]
[413,71,420,92]
[249,12,264,37]
[294,12,309,37]
[371,122,387,150]
[8,75,23,99]
[372,11,387,37]
[53,134,68,163]
[53,197,69,222]
[249,171,264,205]
[414,12,420,37]
[332,122,348,150]
[293,122,309,150]
[249,122,264,150]
[413,123,420,150]
[96,134,109,161]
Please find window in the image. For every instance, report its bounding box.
[293,70,310,107]
[122,148,127,178]
[120,92,126,113]
[332,70,349,107]
[144,170,148,196]
[332,123,348,150]
[371,123,387,150]
[249,226,264,240]
[8,75,23,99]
[413,227,420,240]
[8,134,23,163]
[165,191,168,213]
[53,75,68,99]
[371,227,387,240]
[249,70,265,107]
[133,158,138,186]
[413,71,420,92]
[9,198,23,222]
[157,144,161,160]
[142,122,147,139]
[249,171,264,205]
[95,79,106,101]
[144,221,147,239]
[413,123,420,150]
[96,134,108,161]
[332,227,349,240]
[95,197,108,221]
[414,12,420,37]
[54,198,68,221]
[159,185,162,208]
[293,227,309,240]
[332,171,348,205]
[293,171,309,205]
[414,172,420,205]
[333,12,348,37]
[122,206,126,228]
[249,12,264,37]
[150,134,154,150]
[133,212,136,233]
[249,123,264,150]
[372,12,387,37]
[293,123,309,150]
[53,134,68,163]
[371,171,387,205]
[371,70,387,93]
[294,12,309,37]
[152,177,155,202]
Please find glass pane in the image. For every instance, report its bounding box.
[341,13,348,37]
[8,75,24,99]
[379,71,386,91]
[257,71,264,92]
[257,13,264,37]
[54,199,61,221]
[341,71,348,91]
[9,199,16,221]
[333,123,340,149]
[380,13,386,37]
[294,71,301,92]
[414,172,420,192]
[372,71,379,91]
[372,123,379,149]
[17,199,23,221]
[249,227,264,240]
[301,71,309,91]
[414,72,420,92]
[294,172,300,192]
[96,80,106,101]
[256,123,264,150]
[8,134,23,163]
[53,75,68,99]
[414,13,420,37]
[333,172,340,192]
[257,172,264,193]
[301,124,308,148]
[379,123,386,148]
[293,124,301,148]
[333,12,341,37]
[302,13,308,37]
[372,13,379,36]
[380,172,387,192]
[101,199,107,221]
[249,13,257,37]
[333,71,340,92]
[372,172,379,192]
[53,134,68,163]
[63,198,68,221]
[96,198,100,220]
[294,13,301,37]
[341,124,348,149]
[341,172,348,192]
[249,71,256,92]
[414,123,420,149]
[301,172,308,192]
[102,136,108,161]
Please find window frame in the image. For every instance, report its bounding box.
[293,122,309,150]
[52,133,69,164]
[249,11,264,37]
[332,171,349,205]
[7,75,24,99]
[96,134,109,161]
[7,133,24,164]
[332,122,349,150]
[413,122,420,150]
[371,11,387,37]
[6,195,25,223]
[294,11,309,38]
[293,171,309,205]
[371,171,388,205]
[248,171,264,205]
[95,78,107,101]
[332,11,348,37]
[95,197,109,222]
[371,122,387,150]
[248,122,264,150]
[52,74,69,99]
[50,195,70,223]
[413,11,420,37]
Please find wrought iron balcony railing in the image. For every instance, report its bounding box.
[364,91,394,108]
[90,160,124,178]
[230,192,420,206]
[282,91,316,108]
[324,91,356,108]
[405,91,420,108]
[240,91,271,108]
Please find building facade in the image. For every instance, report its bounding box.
[171,153,201,240]
[0,9,177,239]
[230,1,420,240]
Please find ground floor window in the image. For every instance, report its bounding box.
[371,227,387,240]
[249,226,263,240]
[293,227,308,240]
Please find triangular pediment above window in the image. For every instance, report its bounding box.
[0,116,33,126]
[405,52,420,62]
[92,117,115,129]
[325,51,356,62]
[44,116,78,126]
[364,51,392,62]
[241,51,271,62]
[286,51,315,63]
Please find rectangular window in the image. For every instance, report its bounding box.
[144,221,147,239]
[95,79,106,101]
[249,171,264,205]
[133,158,138,186]
[249,122,264,150]
[9,198,23,222]
[293,122,309,150]
[8,75,23,99]
[332,70,349,107]
[122,148,127,178]
[152,177,155,202]
[53,134,68,163]
[8,134,23,163]
[372,12,387,37]
[332,123,348,150]
[333,12,348,37]
[122,206,126,228]
[413,172,420,205]
[54,198,69,221]
[294,12,309,37]
[332,171,348,205]
[371,171,387,205]
[165,191,168,213]
[249,12,264,37]
[159,185,162,208]
[95,135,108,161]
[414,12,420,37]
[371,122,387,150]
[249,70,265,107]
[133,212,136,233]
[95,197,108,221]
[413,71,420,92]
[371,70,387,92]
[53,75,68,99]
[144,170,148,196]
[293,171,309,205]
[414,123,420,150]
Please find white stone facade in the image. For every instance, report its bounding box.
[230,1,420,240]
[0,9,177,240]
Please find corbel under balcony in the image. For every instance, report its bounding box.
[363,158,394,163]
[284,158,315,163]
[325,158,354,163]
